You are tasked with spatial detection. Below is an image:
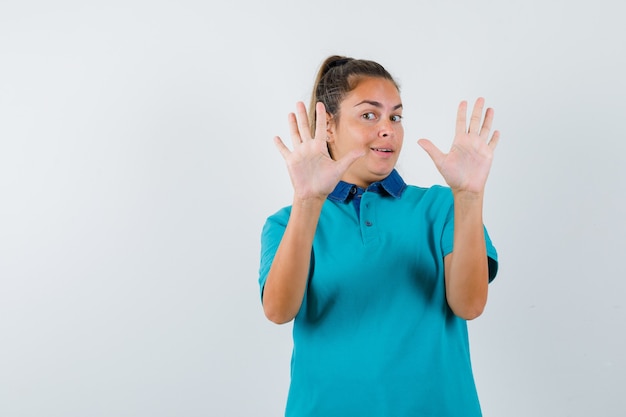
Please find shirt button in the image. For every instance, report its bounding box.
[365,221,373,227]
[350,187,357,195]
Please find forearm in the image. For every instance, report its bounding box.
[444,191,489,320]
[262,197,325,324]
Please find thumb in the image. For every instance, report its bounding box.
[417,138,444,165]
[336,149,365,173]
[273,136,291,160]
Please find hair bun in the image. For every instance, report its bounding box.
[327,58,351,69]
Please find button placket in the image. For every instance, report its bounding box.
[360,193,378,243]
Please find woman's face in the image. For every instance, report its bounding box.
[327,76,404,188]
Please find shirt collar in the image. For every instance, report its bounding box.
[328,169,407,203]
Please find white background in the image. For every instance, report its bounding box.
[1,1,625,416]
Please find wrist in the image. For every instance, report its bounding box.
[292,194,327,209]
[452,189,485,221]
[452,189,484,202]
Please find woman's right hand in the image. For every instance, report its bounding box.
[274,101,364,201]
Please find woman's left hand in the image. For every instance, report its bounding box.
[418,97,500,195]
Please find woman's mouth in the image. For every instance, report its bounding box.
[371,147,393,153]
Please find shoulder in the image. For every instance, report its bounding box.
[396,184,455,226]
[266,205,292,223]
[261,205,292,247]
[402,184,453,204]
[265,198,345,225]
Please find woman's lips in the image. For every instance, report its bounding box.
[371,147,394,157]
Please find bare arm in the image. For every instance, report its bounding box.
[263,102,363,324]
[419,98,500,320]
[444,192,489,320]
[263,197,324,324]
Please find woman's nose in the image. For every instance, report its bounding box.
[379,119,393,138]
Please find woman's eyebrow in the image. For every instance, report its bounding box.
[354,100,403,110]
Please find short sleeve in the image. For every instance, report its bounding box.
[440,192,499,283]
[484,228,499,282]
[258,207,290,302]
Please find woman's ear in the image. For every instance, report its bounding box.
[326,113,335,143]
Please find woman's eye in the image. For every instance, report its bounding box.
[362,112,376,120]
[391,115,403,122]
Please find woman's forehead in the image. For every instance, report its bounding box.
[342,77,402,107]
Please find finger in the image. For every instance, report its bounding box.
[468,97,485,134]
[418,139,445,166]
[314,102,327,140]
[487,130,500,151]
[479,107,495,140]
[455,100,468,137]
[295,101,312,140]
[287,112,303,147]
[273,136,291,159]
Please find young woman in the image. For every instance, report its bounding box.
[259,55,500,416]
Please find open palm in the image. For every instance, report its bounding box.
[418,98,500,195]
[274,102,364,200]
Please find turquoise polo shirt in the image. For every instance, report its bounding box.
[259,170,498,417]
